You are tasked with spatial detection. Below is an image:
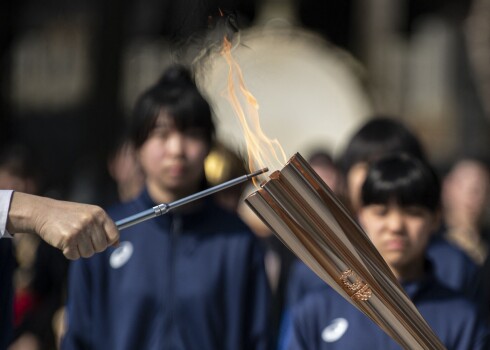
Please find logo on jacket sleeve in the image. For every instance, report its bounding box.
[110,241,133,269]
[322,318,349,343]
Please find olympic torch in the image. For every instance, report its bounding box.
[245,153,446,350]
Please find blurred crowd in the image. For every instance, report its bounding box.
[2,103,490,349]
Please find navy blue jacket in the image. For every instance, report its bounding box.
[283,267,489,350]
[427,234,483,300]
[278,237,484,349]
[62,189,271,350]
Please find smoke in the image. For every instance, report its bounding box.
[172,11,243,80]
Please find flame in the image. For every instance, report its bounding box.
[220,36,287,186]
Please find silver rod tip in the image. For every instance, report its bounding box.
[248,167,269,178]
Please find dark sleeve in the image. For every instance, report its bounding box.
[285,260,325,307]
[282,302,310,350]
[224,234,271,350]
[426,293,490,350]
[427,235,482,301]
[61,259,93,350]
[277,261,305,350]
[457,305,490,350]
[285,261,306,307]
[483,255,490,322]
[277,260,327,349]
[277,308,292,350]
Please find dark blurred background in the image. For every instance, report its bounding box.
[1,0,489,204]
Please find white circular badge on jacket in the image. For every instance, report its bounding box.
[322,318,349,343]
[109,241,133,269]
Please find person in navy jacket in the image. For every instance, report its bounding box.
[285,118,482,309]
[62,65,271,350]
[278,118,483,348]
[337,117,482,301]
[282,154,489,350]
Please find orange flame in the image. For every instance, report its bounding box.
[220,37,287,186]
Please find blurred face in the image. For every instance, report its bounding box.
[0,170,27,192]
[311,163,340,193]
[443,161,490,223]
[138,113,210,202]
[0,170,35,193]
[358,202,438,279]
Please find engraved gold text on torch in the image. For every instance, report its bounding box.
[340,269,372,301]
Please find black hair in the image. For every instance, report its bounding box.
[361,153,440,213]
[130,64,215,149]
[340,117,427,176]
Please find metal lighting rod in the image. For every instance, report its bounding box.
[116,167,268,230]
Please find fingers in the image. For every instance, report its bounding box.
[77,234,96,258]
[63,246,80,260]
[93,208,120,251]
[59,206,120,260]
[102,215,120,246]
[90,225,109,253]
[61,233,95,260]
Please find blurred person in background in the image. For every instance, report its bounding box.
[338,117,428,213]
[336,117,482,301]
[278,116,484,347]
[107,138,145,203]
[0,144,42,350]
[0,145,39,195]
[284,117,432,310]
[441,156,490,265]
[441,156,490,324]
[63,64,271,350]
[282,154,489,350]
[0,146,120,350]
[307,150,342,194]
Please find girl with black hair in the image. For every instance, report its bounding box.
[283,117,481,325]
[282,154,489,350]
[63,65,271,350]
